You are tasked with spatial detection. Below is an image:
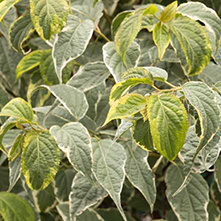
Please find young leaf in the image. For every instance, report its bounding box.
[182,82,220,158]
[153,22,170,60]
[0,0,20,22]
[30,0,69,40]
[43,84,88,120]
[91,139,127,221]
[147,93,188,161]
[0,98,34,122]
[103,41,140,82]
[104,93,147,125]
[123,141,156,211]
[9,12,34,53]
[159,1,178,23]
[115,10,143,62]
[178,2,221,49]
[16,50,43,78]
[0,192,35,221]
[70,173,107,220]
[132,119,154,151]
[166,163,209,221]
[21,131,60,190]
[50,122,92,178]
[170,15,211,76]
[53,15,94,82]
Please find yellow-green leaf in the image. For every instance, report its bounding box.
[159,1,178,23]
[0,0,20,22]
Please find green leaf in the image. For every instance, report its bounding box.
[0,98,34,122]
[104,93,147,125]
[16,50,43,79]
[0,192,35,221]
[153,22,170,60]
[132,119,154,151]
[208,200,221,221]
[76,209,104,221]
[115,119,133,140]
[115,10,143,62]
[56,202,70,221]
[92,139,127,221]
[144,66,168,82]
[102,0,119,16]
[50,122,92,178]
[53,15,94,82]
[43,84,88,120]
[159,1,177,23]
[170,15,211,76]
[214,155,221,192]
[67,62,110,92]
[103,41,140,82]
[21,131,60,190]
[147,93,188,160]
[30,0,69,40]
[165,163,209,221]
[178,2,221,49]
[182,82,220,158]
[0,0,20,22]
[9,12,34,53]
[70,173,106,219]
[8,134,23,161]
[123,141,156,211]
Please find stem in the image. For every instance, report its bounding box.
[165,81,176,88]
[158,87,182,94]
[152,155,164,172]
[152,85,161,92]
[103,10,112,25]
[95,24,110,42]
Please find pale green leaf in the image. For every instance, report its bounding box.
[159,1,177,23]
[0,0,20,22]
[43,84,88,120]
[21,131,60,190]
[0,192,35,221]
[30,0,69,40]
[76,209,104,221]
[182,81,220,158]
[166,163,209,221]
[103,41,140,82]
[153,22,170,60]
[178,2,221,49]
[132,119,154,151]
[144,66,168,82]
[147,93,188,160]
[50,122,92,178]
[9,12,34,53]
[8,133,23,162]
[92,139,127,221]
[0,98,34,122]
[123,141,156,211]
[208,200,221,221]
[70,173,106,220]
[16,50,43,79]
[56,202,70,221]
[67,62,110,92]
[114,119,133,140]
[104,93,147,125]
[52,15,94,82]
[214,155,221,192]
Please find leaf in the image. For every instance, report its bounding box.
[208,200,221,221]
[56,202,70,221]
[182,81,220,158]
[153,22,170,60]
[115,10,143,62]
[144,66,168,82]
[0,0,20,22]
[16,50,43,79]
[76,209,104,221]
[103,41,140,82]
[159,1,177,23]
[53,15,95,82]
[114,119,133,141]
[67,62,110,92]
[43,84,88,120]
[30,0,69,40]
[55,169,76,201]
[70,173,106,220]
[165,163,209,221]
[50,122,92,178]
[102,0,119,16]
[21,131,60,190]
[132,118,154,151]
[170,15,211,76]
[0,192,35,221]
[9,12,34,53]
[123,141,156,211]
[0,98,34,122]
[8,133,23,161]
[92,139,127,221]
[214,155,221,192]
[104,93,147,125]
[147,93,188,160]
[178,2,221,49]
